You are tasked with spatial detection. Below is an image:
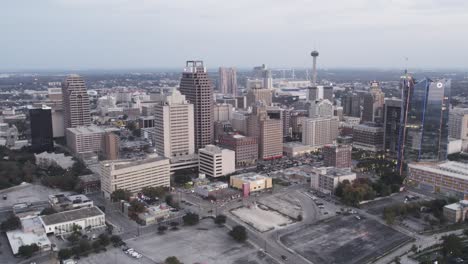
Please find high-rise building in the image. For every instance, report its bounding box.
[218,67,238,96]
[322,144,352,168]
[62,75,91,131]
[198,145,236,178]
[353,123,384,152]
[253,64,272,89]
[448,108,468,140]
[154,89,195,158]
[383,98,402,154]
[302,117,339,147]
[397,77,451,173]
[102,132,119,160]
[213,103,233,122]
[219,134,258,168]
[246,87,272,107]
[66,126,106,155]
[179,61,214,151]
[309,99,334,118]
[323,86,334,102]
[29,105,54,152]
[342,92,362,118]
[362,82,385,123]
[247,105,283,160]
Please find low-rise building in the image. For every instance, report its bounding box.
[408,161,468,198]
[34,152,74,170]
[138,204,171,225]
[100,157,171,199]
[230,173,272,196]
[194,182,229,198]
[48,194,93,212]
[283,142,317,157]
[322,144,352,168]
[6,216,51,255]
[40,206,105,235]
[443,200,468,223]
[310,167,356,194]
[199,145,236,178]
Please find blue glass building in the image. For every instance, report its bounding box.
[397,76,451,174]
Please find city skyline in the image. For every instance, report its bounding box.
[2,0,468,70]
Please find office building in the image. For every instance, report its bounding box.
[310,167,356,194]
[246,87,272,107]
[322,144,352,168]
[308,99,333,118]
[230,173,272,195]
[100,157,171,199]
[383,98,402,154]
[66,126,106,155]
[408,161,468,198]
[218,67,238,96]
[342,92,362,118]
[353,123,384,152]
[323,86,334,102]
[29,105,54,152]
[48,194,93,212]
[179,61,214,151]
[40,206,105,235]
[283,142,316,157]
[62,75,91,131]
[219,134,258,168]
[308,86,333,102]
[443,200,468,223]
[214,103,233,122]
[198,145,235,178]
[102,132,119,160]
[448,108,468,139]
[302,117,339,147]
[154,89,195,158]
[362,82,385,123]
[397,77,451,173]
[247,106,283,160]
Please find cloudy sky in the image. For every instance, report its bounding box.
[2,0,468,70]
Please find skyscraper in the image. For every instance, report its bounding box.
[154,89,195,158]
[362,82,385,123]
[179,61,214,151]
[247,105,283,160]
[62,74,91,131]
[383,98,402,154]
[302,117,339,147]
[218,67,238,96]
[397,76,451,173]
[29,105,54,152]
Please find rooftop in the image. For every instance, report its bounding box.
[40,206,104,226]
[66,126,105,135]
[409,161,468,181]
[103,156,169,170]
[314,167,355,178]
[231,172,270,182]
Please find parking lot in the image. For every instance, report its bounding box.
[280,215,412,264]
[125,218,279,264]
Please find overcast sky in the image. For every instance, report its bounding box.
[2,0,468,71]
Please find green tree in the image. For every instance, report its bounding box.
[67,233,80,244]
[129,200,146,213]
[98,233,110,247]
[214,215,227,226]
[174,174,191,185]
[110,189,132,202]
[142,186,167,199]
[58,248,72,260]
[182,213,199,226]
[92,240,102,253]
[1,215,21,231]
[441,234,463,257]
[165,256,183,264]
[78,239,91,253]
[110,235,122,246]
[17,243,39,258]
[40,207,58,215]
[229,225,247,242]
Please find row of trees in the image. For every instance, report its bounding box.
[58,234,123,260]
[0,146,36,189]
[382,199,454,225]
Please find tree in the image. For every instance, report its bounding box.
[214,215,227,226]
[98,233,110,247]
[383,207,396,225]
[58,248,72,260]
[174,174,191,185]
[78,239,91,253]
[92,240,102,253]
[110,189,132,202]
[441,234,463,257]
[40,207,58,215]
[67,233,80,244]
[411,244,418,253]
[165,194,176,208]
[110,235,122,246]
[182,213,199,226]
[18,243,39,258]
[142,186,167,199]
[158,225,168,233]
[129,200,146,213]
[165,256,183,264]
[229,225,247,242]
[1,215,21,231]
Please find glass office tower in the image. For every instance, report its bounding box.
[397,76,450,174]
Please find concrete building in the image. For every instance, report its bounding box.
[138,204,171,225]
[408,161,468,198]
[214,103,233,122]
[198,145,235,178]
[29,105,54,152]
[62,75,91,132]
[6,216,51,255]
[310,167,356,194]
[322,144,352,168]
[179,61,214,151]
[194,182,229,198]
[100,157,171,199]
[153,89,195,158]
[362,82,385,123]
[443,200,468,223]
[283,142,317,157]
[302,117,339,147]
[219,134,258,168]
[48,194,93,212]
[66,126,105,155]
[230,173,273,195]
[449,108,468,140]
[308,99,333,118]
[247,106,283,160]
[383,98,402,154]
[352,123,384,152]
[218,67,238,96]
[342,92,362,118]
[102,132,119,160]
[40,206,105,235]
[246,87,272,107]
[35,152,74,170]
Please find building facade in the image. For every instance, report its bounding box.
[198,145,235,178]
[383,98,402,154]
[62,75,91,131]
[218,67,238,96]
[310,167,356,194]
[322,144,352,168]
[66,126,105,155]
[302,117,339,147]
[247,106,283,160]
[219,134,258,168]
[102,132,119,160]
[352,123,384,152]
[40,206,105,235]
[29,105,54,152]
